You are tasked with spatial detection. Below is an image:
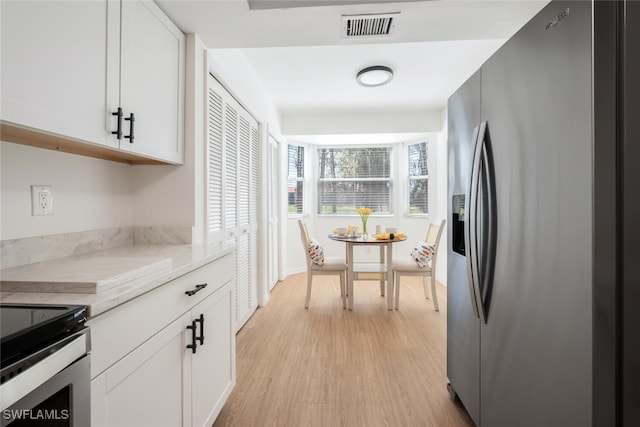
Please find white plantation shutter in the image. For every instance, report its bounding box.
[249,125,259,304]
[250,126,259,224]
[207,88,223,237]
[238,115,251,228]
[224,104,238,234]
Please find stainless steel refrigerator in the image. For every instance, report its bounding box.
[447,1,639,426]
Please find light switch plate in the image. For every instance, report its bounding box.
[31,185,53,216]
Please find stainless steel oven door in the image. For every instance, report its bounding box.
[1,331,89,426]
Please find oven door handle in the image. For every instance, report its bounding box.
[0,332,88,409]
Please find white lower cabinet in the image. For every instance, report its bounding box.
[91,313,189,427]
[90,253,235,427]
[190,287,235,427]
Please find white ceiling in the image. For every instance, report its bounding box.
[238,40,505,114]
[156,0,549,136]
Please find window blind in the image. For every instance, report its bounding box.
[408,141,428,215]
[288,145,304,215]
[317,147,392,214]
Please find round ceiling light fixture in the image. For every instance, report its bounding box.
[356,65,394,87]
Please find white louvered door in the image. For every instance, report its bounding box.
[249,125,259,308]
[207,89,224,244]
[207,75,259,332]
[224,103,238,245]
[236,114,252,328]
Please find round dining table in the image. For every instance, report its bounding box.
[328,233,407,310]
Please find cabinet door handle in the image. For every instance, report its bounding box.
[195,314,204,345]
[185,283,208,296]
[186,320,197,354]
[124,112,135,143]
[111,107,123,139]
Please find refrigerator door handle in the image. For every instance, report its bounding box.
[465,125,481,319]
[475,121,495,324]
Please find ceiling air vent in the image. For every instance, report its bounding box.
[342,13,399,39]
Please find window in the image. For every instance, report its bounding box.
[317,147,392,214]
[288,144,304,215]
[408,141,428,215]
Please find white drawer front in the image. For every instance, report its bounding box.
[89,252,235,378]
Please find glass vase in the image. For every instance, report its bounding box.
[361,219,368,240]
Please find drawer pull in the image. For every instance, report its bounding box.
[111,107,123,139]
[195,314,204,345]
[124,112,135,143]
[185,283,208,296]
[186,320,197,354]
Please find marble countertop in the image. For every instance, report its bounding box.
[0,243,235,317]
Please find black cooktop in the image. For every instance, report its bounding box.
[0,303,87,371]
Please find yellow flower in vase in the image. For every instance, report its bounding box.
[356,207,372,239]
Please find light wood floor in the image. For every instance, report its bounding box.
[213,273,474,427]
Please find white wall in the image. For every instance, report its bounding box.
[207,49,283,141]
[130,163,194,227]
[282,109,442,136]
[0,141,133,240]
[130,34,208,243]
[435,108,448,285]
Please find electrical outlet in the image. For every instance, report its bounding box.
[31,185,53,216]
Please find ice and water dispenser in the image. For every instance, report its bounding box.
[452,194,465,256]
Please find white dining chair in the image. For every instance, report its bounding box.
[298,219,347,309]
[393,219,446,311]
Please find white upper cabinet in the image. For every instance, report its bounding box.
[1,1,116,149]
[117,0,184,162]
[0,0,184,164]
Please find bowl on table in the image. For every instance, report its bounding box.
[335,227,347,236]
